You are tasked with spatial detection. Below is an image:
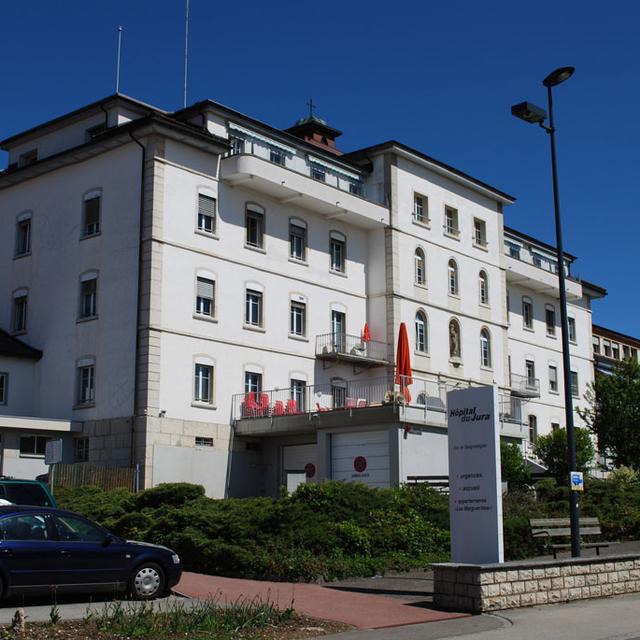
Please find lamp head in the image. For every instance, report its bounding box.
[511,101,547,125]
[543,66,575,87]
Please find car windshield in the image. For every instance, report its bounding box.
[3,484,51,507]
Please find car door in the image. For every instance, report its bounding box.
[51,514,131,588]
[0,512,59,589]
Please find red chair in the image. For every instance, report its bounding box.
[315,402,330,412]
[258,393,269,416]
[242,392,257,417]
[345,397,356,409]
[274,400,285,416]
[286,399,298,414]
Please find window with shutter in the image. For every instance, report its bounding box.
[196,277,215,317]
[197,195,216,234]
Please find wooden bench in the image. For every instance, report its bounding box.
[530,517,614,559]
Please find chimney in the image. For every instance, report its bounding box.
[285,114,343,156]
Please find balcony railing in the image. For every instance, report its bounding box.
[315,333,389,366]
[509,372,540,398]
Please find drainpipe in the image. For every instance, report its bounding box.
[128,129,147,470]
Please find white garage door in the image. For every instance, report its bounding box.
[282,444,317,492]
[331,431,390,488]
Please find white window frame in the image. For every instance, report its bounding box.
[244,371,262,395]
[522,297,533,330]
[290,378,306,410]
[545,304,556,337]
[571,371,579,397]
[197,194,217,235]
[415,311,427,353]
[413,193,429,224]
[290,301,306,337]
[79,272,98,320]
[479,270,489,305]
[194,363,214,404]
[444,206,460,237]
[15,212,32,257]
[245,204,265,249]
[568,317,577,343]
[414,248,426,286]
[195,276,215,318]
[289,219,307,262]
[245,289,263,327]
[473,218,487,247]
[77,360,96,406]
[480,328,491,368]
[549,365,558,393]
[448,259,459,296]
[82,190,102,238]
[329,232,346,274]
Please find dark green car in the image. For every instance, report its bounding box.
[0,479,57,508]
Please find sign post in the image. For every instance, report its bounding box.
[45,439,63,496]
[447,386,503,564]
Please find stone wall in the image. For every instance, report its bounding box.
[433,555,640,612]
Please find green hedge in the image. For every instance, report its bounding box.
[56,476,640,580]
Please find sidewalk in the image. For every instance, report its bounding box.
[175,572,467,630]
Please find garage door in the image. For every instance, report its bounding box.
[282,444,317,492]
[331,431,390,488]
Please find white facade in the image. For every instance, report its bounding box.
[0,94,605,494]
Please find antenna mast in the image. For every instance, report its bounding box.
[115,26,123,93]
[183,0,189,108]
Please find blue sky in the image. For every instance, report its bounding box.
[1,0,638,335]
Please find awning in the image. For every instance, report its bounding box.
[228,123,296,155]
[308,155,361,181]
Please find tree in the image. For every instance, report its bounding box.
[500,442,531,489]
[579,358,640,470]
[533,427,595,483]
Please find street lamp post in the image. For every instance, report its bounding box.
[511,66,581,558]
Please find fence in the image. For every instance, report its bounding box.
[53,463,138,492]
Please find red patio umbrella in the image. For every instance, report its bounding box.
[362,323,372,342]
[395,322,413,403]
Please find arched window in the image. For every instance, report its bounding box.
[448,259,458,296]
[415,311,427,353]
[449,319,461,358]
[479,270,489,305]
[480,328,491,368]
[414,248,426,285]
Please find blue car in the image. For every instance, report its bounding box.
[0,506,182,600]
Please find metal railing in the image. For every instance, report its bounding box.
[510,372,540,397]
[315,333,389,363]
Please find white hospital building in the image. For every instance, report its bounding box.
[0,94,606,494]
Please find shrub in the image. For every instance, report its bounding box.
[134,483,205,510]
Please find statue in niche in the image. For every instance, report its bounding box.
[449,321,460,358]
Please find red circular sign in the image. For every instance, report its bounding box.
[305,463,316,478]
[353,456,367,473]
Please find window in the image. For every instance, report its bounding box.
[270,148,285,165]
[194,364,213,404]
[479,270,489,305]
[19,435,52,457]
[449,319,461,358]
[54,515,106,542]
[330,233,346,273]
[415,312,427,353]
[244,372,262,395]
[447,259,459,296]
[444,206,459,236]
[631,348,638,361]
[245,205,264,249]
[414,249,426,285]
[568,317,576,343]
[291,379,306,411]
[623,345,630,359]
[349,182,363,196]
[12,294,27,333]
[311,165,325,182]
[0,373,6,405]
[525,360,536,387]
[289,222,307,262]
[197,194,216,234]
[229,136,245,155]
[413,193,428,223]
[603,339,611,357]
[74,438,89,462]
[331,378,346,409]
[473,218,487,246]
[545,305,556,336]
[612,343,620,360]
[528,415,538,443]
[507,242,521,259]
[331,310,346,351]
[77,364,95,405]
[533,253,543,268]
[195,436,214,447]
[549,365,558,392]
[571,371,579,398]
[592,336,601,354]
[290,301,306,336]
[79,275,97,319]
[15,217,31,256]
[522,297,533,330]
[83,194,101,237]
[551,422,560,432]
[245,289,263,326]
[480,329,491,368]
[195,277,215,318]
[1,514,49,541]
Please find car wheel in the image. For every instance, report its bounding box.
[129,562,165,600]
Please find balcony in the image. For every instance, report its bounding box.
[232,375,529,440]
[221,153,388,230]
[315,333,390,368]
[509,372,540,398]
